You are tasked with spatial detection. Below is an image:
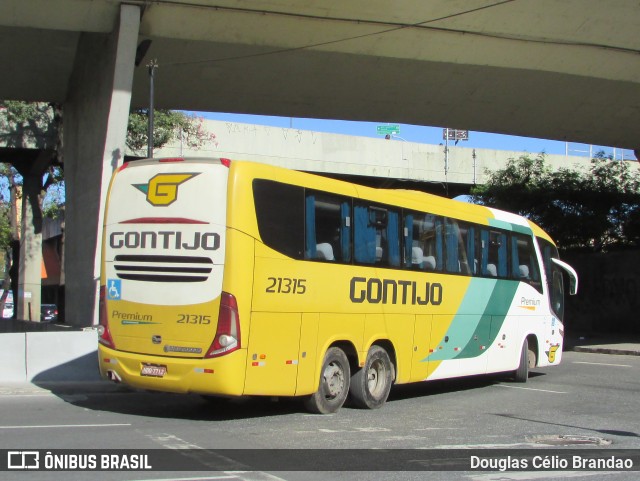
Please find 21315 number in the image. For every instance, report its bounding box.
[265,277,307,294]
[177,314,211,324]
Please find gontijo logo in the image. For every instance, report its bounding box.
[133,173,199,206]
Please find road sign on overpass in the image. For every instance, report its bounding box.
[377,124,400,135]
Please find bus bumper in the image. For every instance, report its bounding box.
[98,345,247,396]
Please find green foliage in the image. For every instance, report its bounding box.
[0,202,11,253]
[41,166,65,219]
[0,164,20,254]
[0,101,58,149]
[126,109,216,156]
[470,153,640,252]
[1,101,64,269]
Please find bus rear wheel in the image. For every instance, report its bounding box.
[349,345,393,409]
[304,347,351,414]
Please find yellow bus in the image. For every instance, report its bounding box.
[98,158,577,413]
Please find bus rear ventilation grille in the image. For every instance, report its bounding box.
[113,254,213,282]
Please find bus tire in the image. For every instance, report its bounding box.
[513,339,531,383]
[349,345,393,409]
[304,347,351,414]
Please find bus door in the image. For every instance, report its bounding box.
[410,314,432,381]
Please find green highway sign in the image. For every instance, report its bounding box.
[377,124,400,135]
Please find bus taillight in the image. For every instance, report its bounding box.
[97,285,115,349]
[205,292,241,358]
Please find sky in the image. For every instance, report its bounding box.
[197,111,637,161]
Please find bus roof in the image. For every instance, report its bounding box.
[128,158,556,246]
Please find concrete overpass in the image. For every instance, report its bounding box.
[2,0,639,149]
[157,118,640,198]
[1,0,639,326]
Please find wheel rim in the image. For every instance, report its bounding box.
[527,349,536,368]
[367,359,387,397]
[323,361,345,400]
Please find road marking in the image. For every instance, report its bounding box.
[436,442,540,449]
[494,384,567,394]
[129,477,236,481]
[225,473,288,481]
[573,361,632,368]
[146,433,201,449]
[0,423,131,429]
[129,476,286,481]
[0,388,58,397]
[0,393,52,397]
[318,427,391,433]
[414,427,462,431]
[146,434,286,481]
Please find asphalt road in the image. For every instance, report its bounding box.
[1,351,639,481]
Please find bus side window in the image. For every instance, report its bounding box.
[444,219,473,275]
[511,234,525,280]
[403,211,443,272]
[403,213,415,268]
[444,219,460,273]
[479,229,507,277]
[354,204,400,267]
[458,222,475,275]
[386,210,401,267]
[305,192,351,263]
[511,234,542,292]
[355,205,376,264]
[492,231,508,277]
[480,229,497,276]
[253,179,305,259]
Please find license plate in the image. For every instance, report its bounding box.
[141,364,167,377]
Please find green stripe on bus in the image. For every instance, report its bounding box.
[488,218,532,235]
[455,279,519,359]
[424,278,519,362]
[424,278,494,361]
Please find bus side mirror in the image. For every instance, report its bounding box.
[551,258,578,295]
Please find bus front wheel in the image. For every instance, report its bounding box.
[349,345,393,409]
[304,347,351,414]
[513,338,535,383]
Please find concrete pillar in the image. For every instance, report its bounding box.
[13,150,55,322]
[17,172,43,322]
[63,4,140,327]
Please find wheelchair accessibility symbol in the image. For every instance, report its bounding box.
[107,279,122,300]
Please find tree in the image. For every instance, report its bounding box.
[470,153,640,252]
[0,168,19,314]
[126,109,217,156]
[0,101,61,318]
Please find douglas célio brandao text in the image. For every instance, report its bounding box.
[470,454,634,471]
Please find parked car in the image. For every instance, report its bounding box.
[41,304,58,322]
[2,302,14,319]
